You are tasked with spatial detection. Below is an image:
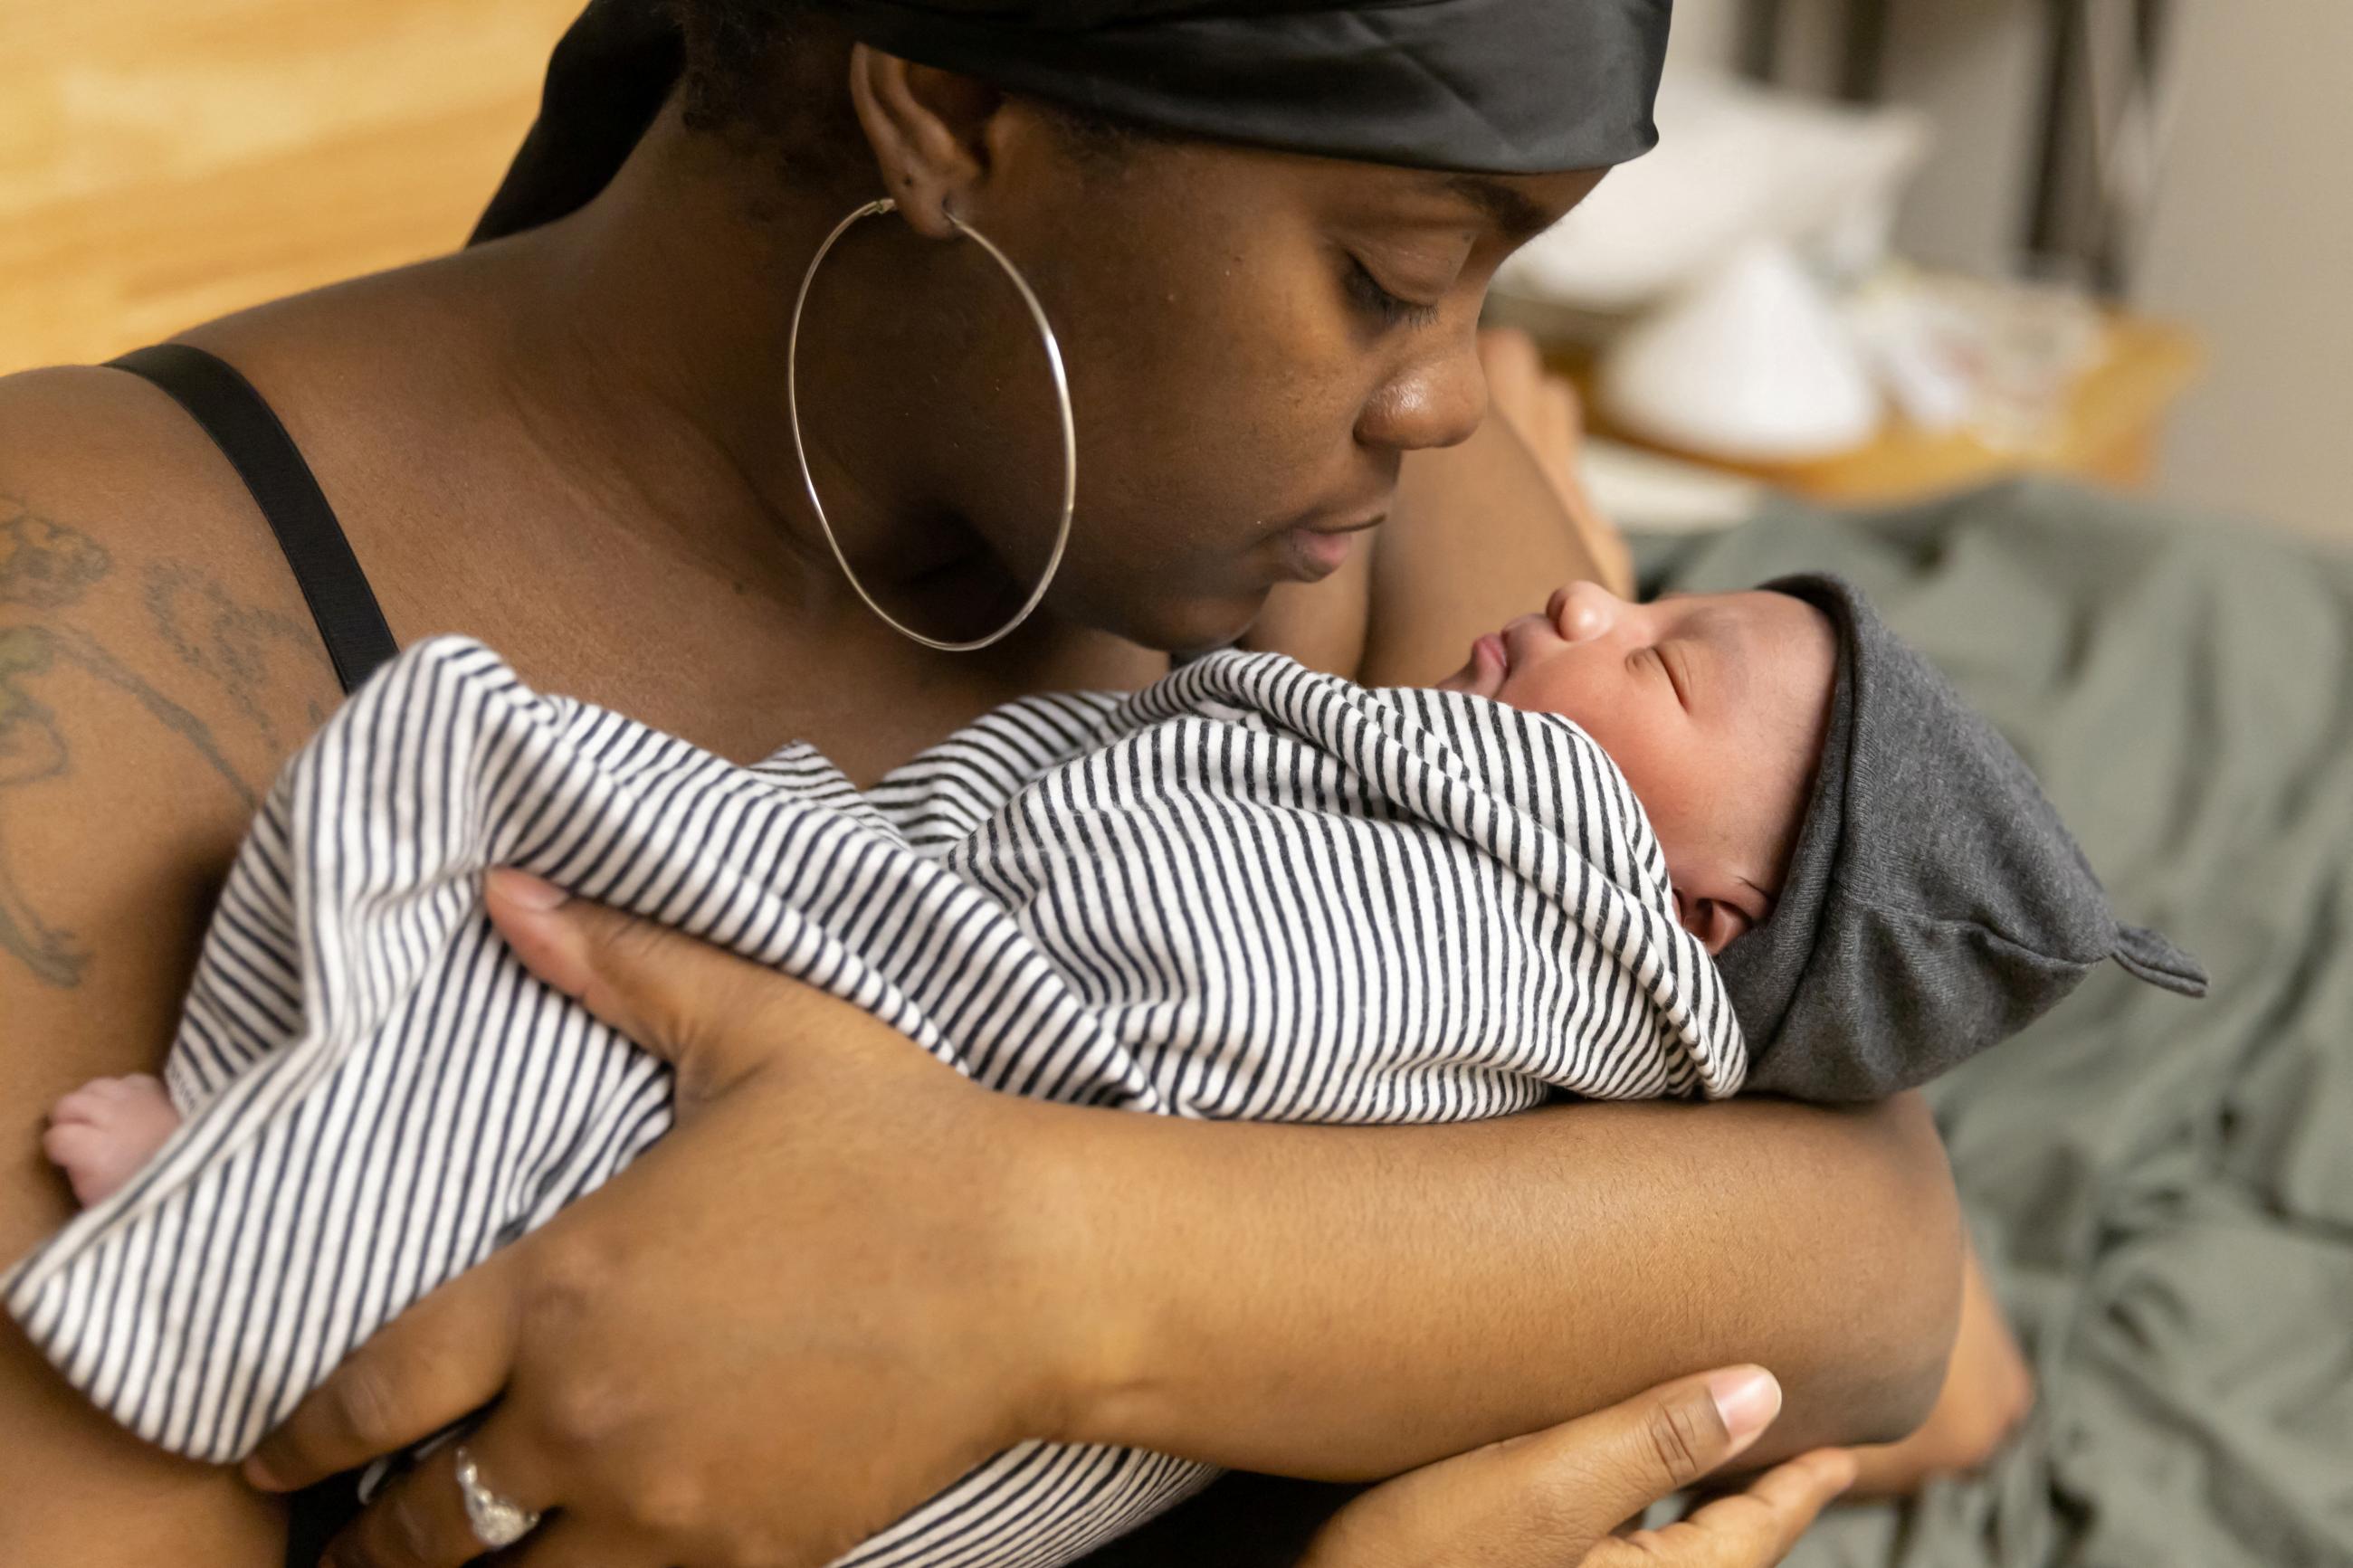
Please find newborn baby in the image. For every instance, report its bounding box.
[41,578,1837,1205]
[17,573,2202,1568]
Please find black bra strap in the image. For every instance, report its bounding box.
[110,344,397,697]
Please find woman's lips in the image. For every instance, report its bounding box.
[1285,527,1358,579]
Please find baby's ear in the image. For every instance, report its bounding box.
[1682,897,1752,955]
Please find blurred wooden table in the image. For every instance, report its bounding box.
[1548,314,2204,504]
[0,0,582,375]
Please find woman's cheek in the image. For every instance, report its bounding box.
[1043,491,1268,651]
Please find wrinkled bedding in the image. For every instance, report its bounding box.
[1646,480,2353,1568]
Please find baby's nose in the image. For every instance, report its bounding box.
[1549,579,1620,643]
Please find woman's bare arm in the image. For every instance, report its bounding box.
[0,368,347,1563]
[1049,1088,1961,1478]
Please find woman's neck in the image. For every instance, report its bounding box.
[475,105,966,617]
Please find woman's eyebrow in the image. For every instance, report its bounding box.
[1420,173,1556,244]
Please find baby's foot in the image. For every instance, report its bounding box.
[44,1075,182,1207]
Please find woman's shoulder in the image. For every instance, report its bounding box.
[3,356,311,545]
[0,359,344,764]
[0,357,345,1002]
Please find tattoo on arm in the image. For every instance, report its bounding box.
[143,559,319,753]
[0,626,82,986]
[2,496,283,989]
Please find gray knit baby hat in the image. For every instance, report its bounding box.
[1719,573,2205,1102]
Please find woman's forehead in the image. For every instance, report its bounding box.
[1379,166,1605,242]
[1206,146,1601,240]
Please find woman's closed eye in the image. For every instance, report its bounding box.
[1344,256,1443,329]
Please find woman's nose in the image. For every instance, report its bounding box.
[1548,578,1623,642]
[1355,337,1489,454]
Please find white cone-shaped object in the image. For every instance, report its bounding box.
[1599,241,1881,463]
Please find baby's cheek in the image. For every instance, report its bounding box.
[1609,735,1728,864]
[1510,668,1706,847]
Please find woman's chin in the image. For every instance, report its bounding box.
[1130,590,1275,659]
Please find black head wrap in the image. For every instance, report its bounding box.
[475,0,1670,242]
[1722,574,2207,1103]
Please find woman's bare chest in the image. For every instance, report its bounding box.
[367,539,1164,785]
[189,315,1168,783]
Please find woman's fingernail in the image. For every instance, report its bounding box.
[489,870,569,911]
[1707,1366,1783,1445]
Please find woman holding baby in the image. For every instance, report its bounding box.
[0,2,2008,1563]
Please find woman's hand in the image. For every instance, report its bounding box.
[1301,1367,1857,1568]
[244,870,1100,1568]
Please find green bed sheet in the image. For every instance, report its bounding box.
[1643,479,2353,1568]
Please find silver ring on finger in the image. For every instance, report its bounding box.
[453,1445,543,1550]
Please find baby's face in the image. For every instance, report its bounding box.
[1436,581,1837,953]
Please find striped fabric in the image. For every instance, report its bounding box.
[5,637,1741,1568]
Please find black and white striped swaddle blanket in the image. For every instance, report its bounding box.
[6,638,1741,1568]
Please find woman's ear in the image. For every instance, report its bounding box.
[845,45,1005,240]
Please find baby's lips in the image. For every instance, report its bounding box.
[1447,631,1508,698]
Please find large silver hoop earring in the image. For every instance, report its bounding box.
[786,196,1077,653]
